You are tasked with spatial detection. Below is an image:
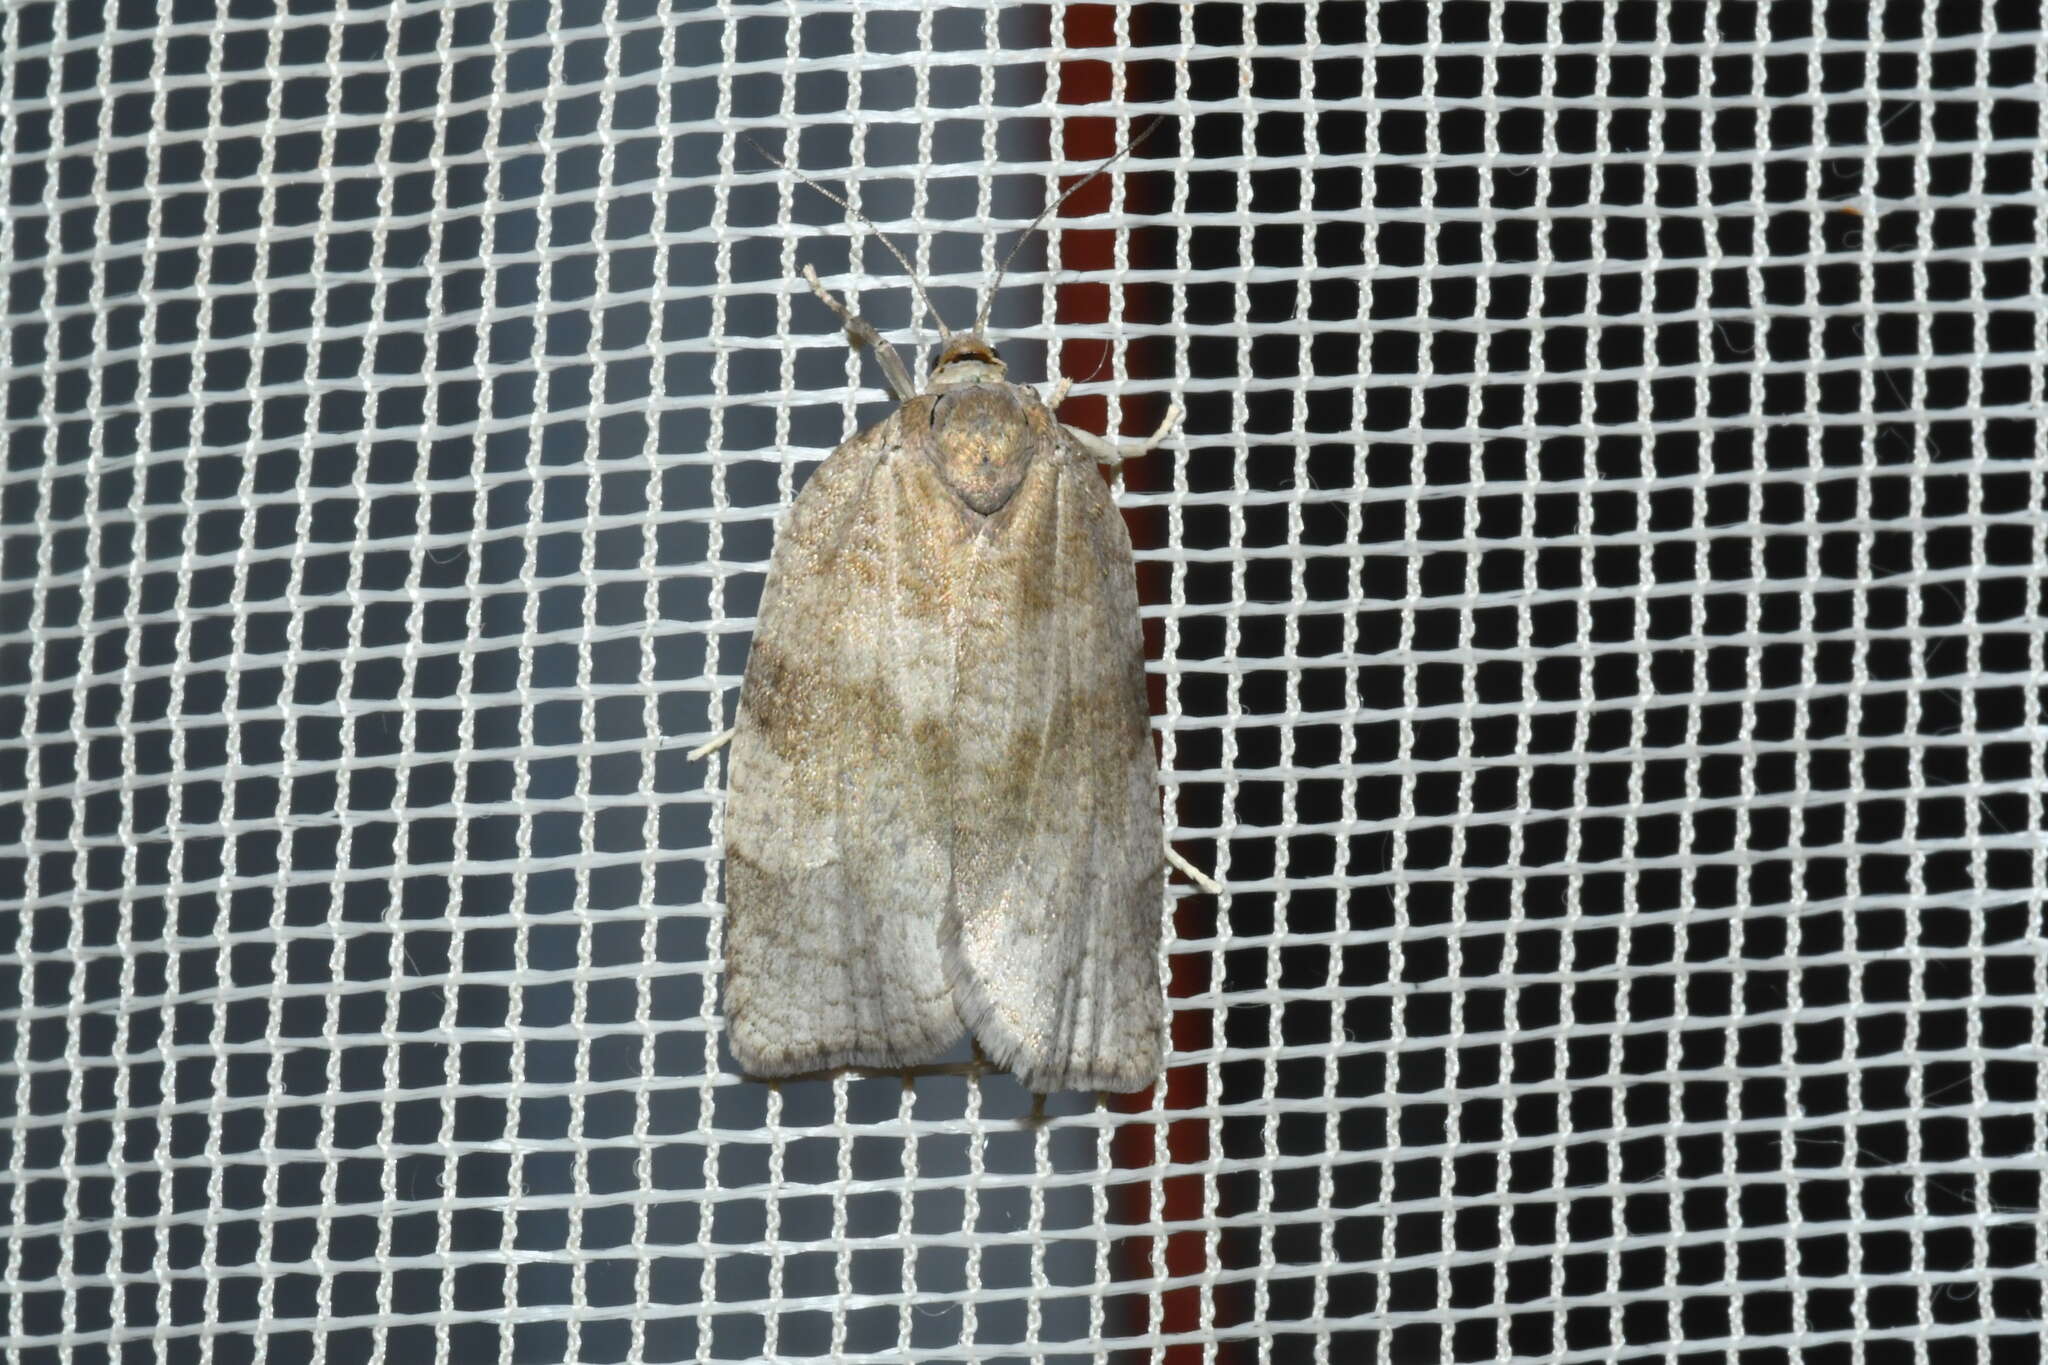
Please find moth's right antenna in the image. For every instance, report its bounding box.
[972,113,1169,338]
[745,134,954,339]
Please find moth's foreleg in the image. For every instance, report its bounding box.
[801,264,919,403]
[1063,401,1183,467]
[1166,845,1221,896]
[685,728,735,761]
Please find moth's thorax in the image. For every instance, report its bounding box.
[917,335,1041,516]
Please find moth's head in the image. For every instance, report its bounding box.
[928,333,1008,390]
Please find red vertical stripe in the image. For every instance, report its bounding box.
[1052,10,1236,1362]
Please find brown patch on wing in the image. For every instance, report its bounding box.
[976,658,1150,828]
[737,638,899,763]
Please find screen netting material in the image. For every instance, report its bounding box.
[4,2,2045,1361]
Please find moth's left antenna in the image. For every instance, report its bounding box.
[745,134,954,340]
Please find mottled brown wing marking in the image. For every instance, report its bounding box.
[739,639,885,762]
[722,417,972,1076]
[940,439,1167,1094]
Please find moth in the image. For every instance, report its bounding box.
[706,131,1209,1095]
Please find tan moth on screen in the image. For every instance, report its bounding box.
[709,130,1208,1095]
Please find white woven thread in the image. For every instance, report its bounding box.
[3,4,2045,1362]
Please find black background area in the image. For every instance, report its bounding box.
[1154,3,2046,1362]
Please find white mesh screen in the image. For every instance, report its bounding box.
[5,3,2045,1361]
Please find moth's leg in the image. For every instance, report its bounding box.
[685,728,735,762]
[1063,402,1183,467]
[1044,376,1073,410]
[1167,845,1222,896]
[801,264,919,403]
[742,1061,970,1086]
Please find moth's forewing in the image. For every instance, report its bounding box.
[940,430,1168,1094]
[722,417,965,1077]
